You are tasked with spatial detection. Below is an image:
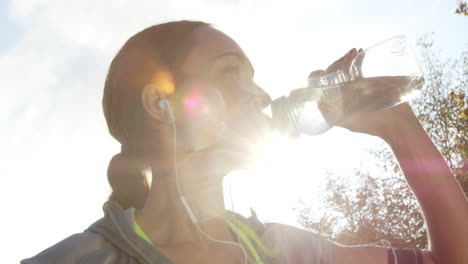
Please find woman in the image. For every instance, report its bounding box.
[22,21,468,264]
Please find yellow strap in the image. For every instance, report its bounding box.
[226,218,264,264]
[133,214,153,245]
[133,212,279,263]
[227,217,280,257]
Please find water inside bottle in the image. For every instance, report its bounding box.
[291,75,425,135]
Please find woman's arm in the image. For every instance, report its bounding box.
[379,104,468,263]
[308,49,468,263]
[332,103,468,264]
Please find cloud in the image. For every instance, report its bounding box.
[0,1,393,261]
[3,0,467,262]
[0,1,350,260]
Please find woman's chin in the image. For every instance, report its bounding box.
[175,144,255,182]
[185,118,272,174]
[192,140,258,174]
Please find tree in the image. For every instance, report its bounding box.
[295,169,427,248]
[456,1,468,16]
[413,33,468,197]
[413,33,468,177]
[296,34,467,248]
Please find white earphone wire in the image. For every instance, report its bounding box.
[364,239,397,264]
[161,98,252,264]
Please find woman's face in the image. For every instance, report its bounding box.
[172,26,271,169]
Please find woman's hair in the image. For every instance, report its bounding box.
[103,20,210,209]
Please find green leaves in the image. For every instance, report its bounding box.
[455,1,468,16]
[296,169,427,248]
[413,35,468,177]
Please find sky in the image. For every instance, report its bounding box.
[1,0,467,262]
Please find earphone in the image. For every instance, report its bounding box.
[158,97,252,264]
[158,98,175,122]
[158,97,197,223]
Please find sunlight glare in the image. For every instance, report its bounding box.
[224,131,336,223]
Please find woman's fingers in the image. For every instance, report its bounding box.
[346,48,357,56]
[308,70,327,79]
[326,48,354,73]
[325,48,363,74]
[310,47,364,79]
[342,48,357,67]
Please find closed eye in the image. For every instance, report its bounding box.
[222,65,240,76]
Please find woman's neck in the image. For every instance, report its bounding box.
[135,165,233,247]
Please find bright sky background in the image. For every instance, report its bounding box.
[1,0,467,262]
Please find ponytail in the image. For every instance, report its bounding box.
[107,152,151,209]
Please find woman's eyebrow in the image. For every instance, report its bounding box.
[213,52,255,76]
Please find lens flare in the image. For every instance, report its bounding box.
[185,97,197,108]
[152,70,175,95]
[183,89,211,117]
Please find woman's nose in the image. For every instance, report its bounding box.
[247,82,272,111]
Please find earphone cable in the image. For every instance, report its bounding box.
[163,98,252,264]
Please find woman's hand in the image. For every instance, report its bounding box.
[337,101,419,141]
[310,48,421,141]
[313,49,468,264]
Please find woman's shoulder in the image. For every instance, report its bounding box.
[20,230,130,264]
[262,222,334,264]
[20,201,144,264]
[21,201,167,264]
[233,209,334,264]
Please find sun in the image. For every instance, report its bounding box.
[222,123,378,225]
[223,132,332,224]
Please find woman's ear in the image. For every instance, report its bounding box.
[141,84,170,123]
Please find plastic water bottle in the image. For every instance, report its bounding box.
[270,36,425,137]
